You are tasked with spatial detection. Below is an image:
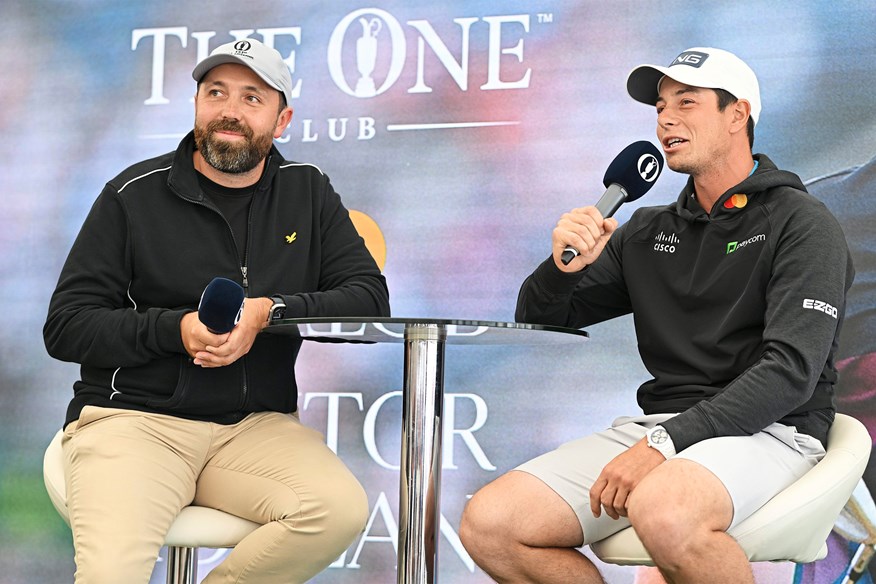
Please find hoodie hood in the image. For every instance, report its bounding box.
[675,154,808,222]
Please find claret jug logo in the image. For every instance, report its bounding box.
[328,9,404,98]
[639,153,660,182]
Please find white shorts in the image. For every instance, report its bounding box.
[515,413,826,544]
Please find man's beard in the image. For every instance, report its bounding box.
[194,119,274,174]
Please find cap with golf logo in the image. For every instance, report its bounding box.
[192,38,293,107]
[626,47,761,126]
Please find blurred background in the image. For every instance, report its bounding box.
[1,1,875,582]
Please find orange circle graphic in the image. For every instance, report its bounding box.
[349,210,387,271]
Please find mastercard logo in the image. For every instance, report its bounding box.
[723,194,748,209]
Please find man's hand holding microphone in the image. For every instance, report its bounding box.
[555,141,664,272]
[553,207,619,272]
[181,277,274,368]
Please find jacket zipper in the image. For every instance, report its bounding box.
[186,195,251,410]
[238,191,258,410]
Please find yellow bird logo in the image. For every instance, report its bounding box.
[285,232,297,244]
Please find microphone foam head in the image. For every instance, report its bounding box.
[198,277,245,334]
[603,141,664,202]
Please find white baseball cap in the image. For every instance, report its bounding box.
[192,38,293,106]
[626,47,761,126]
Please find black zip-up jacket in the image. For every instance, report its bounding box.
[44,132,390,428]
[517,154,853,450]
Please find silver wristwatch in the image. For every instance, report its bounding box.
[268,295,287,323]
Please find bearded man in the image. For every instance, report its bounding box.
[44,38,390,583]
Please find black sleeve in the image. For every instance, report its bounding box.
[516,223,632,327]
[43,187,189,368]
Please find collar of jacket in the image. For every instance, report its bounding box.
[166,130,283,202]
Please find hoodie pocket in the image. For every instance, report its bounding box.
[145,357,245,416]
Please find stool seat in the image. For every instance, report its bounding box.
[591,413,872,567]
[43,429,261,583]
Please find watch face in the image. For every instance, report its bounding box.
[649,428,669,445]
[270,303,287,321]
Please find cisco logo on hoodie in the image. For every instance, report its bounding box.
[653,231,680,254]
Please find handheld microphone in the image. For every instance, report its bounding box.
[197,277,245,334]
[561,141,664,265]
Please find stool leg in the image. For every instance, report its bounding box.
[166,545,198,584]
[841,543,876,584]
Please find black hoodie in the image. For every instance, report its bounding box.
[517,154,854,450]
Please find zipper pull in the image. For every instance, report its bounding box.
[241,266,249,294]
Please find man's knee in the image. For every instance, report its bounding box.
[459,487,496,551]
[318,471,370,542]
[459,478,518,558]
[628,460,732,560]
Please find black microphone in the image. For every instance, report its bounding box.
[561,141,664,265]
[197,277,245,334]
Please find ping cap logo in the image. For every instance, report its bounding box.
[671,50,709,68]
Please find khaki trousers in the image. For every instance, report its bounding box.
[62,406,368,583]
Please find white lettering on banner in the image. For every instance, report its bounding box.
[302,322,368,336]
[302,392,364,453]
[443,394,496,470]
[359,117,377,140]
[333,491,475,572]
[131,27,187,105]
[407,18,479,93]
[132,9,545,141]
[298,322,488,339]
[132,26,302,106]
[480,15,532,90]
[326,11,530,97]
[371,323,405,338]
[304,390,495,471]
[361,390,400,469]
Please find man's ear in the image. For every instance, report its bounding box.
[274,106,293,139]
[729,99,751,134]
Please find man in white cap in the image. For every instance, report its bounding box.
[45,38,390,582]
[460,47,853,583]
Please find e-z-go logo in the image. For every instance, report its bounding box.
[132,8,553,143]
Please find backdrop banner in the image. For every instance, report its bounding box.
[2,1,874,582]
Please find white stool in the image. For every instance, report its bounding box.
[833,478,876,583]
[43,429,261,584]
[591,413,871,567]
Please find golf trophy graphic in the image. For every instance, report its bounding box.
[355,17,382,97]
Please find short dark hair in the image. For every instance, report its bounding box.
[714,88,754,149]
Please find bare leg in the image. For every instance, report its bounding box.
[628,459,753,584]
[634,567,668,584]
[460,470,605,583]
